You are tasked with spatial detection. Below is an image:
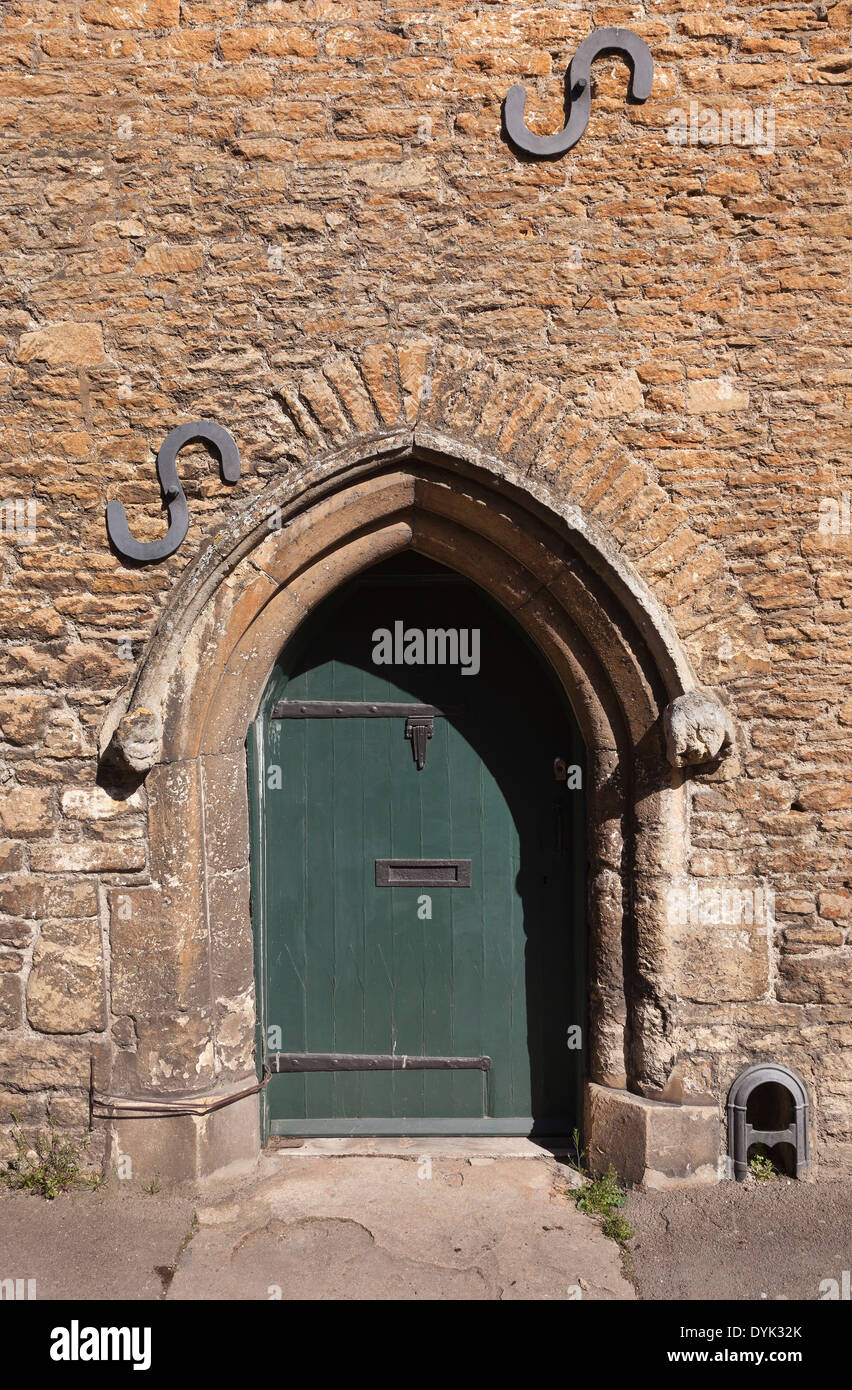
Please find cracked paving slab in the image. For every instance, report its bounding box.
[166,1154,635,1301]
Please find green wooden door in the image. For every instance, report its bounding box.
[248,554,585,1137]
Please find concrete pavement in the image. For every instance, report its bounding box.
[0,1145,633,1302]
[4,1147,850,1302]
[625,1176,852,1302]
[167,1149,633,1301]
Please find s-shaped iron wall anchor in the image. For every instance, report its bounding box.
[106,420,241,563]
[504,28,654,158]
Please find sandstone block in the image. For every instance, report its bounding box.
[0,693,55,745]
[17,322,105,367]
[686,378,749,414]
[29,841,146,873]
[27,918,105,1034]
[133,244,203,275]
[0,971,23,1030]
[0,787,53,835]
[819,891,852,922]
[81,0,179,28]
[61,785,144,820]
[0,1038,93,1091]
[585,1083,720,1189]
[778,954,852,1005]
[589,372,644,419]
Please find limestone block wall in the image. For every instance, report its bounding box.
[0,0,849,1175]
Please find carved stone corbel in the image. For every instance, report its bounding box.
[105,704,162,774]
[663,690,735,769]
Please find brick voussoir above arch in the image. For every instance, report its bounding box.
[412,343,767,677]
[275,337,759,672]
[288,340,757,647]
[99,338,768,772]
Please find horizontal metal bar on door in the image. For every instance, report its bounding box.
[269,1052,491,1073]
[271,701,455,719]
[271,1118,536,1137]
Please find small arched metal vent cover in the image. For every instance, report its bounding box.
[727,1063,810,1181]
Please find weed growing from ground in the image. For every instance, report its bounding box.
[562,1129,634,1243]
[748,1146,779,1182]
[1,1115,100,1200]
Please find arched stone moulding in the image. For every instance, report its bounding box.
[102,341,766,1185]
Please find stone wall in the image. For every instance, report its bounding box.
[0,0,849,1176]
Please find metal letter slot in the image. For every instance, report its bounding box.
[375,858,472,887]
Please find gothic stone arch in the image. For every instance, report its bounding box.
[98,342,763,1185]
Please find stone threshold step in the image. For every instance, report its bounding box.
[267,1136,578,1160]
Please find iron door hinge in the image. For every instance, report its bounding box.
[271,700,450,772]
[404,714,433,770]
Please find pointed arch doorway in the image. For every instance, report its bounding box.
[248,552,587,1138]
[102,441,728,1185]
